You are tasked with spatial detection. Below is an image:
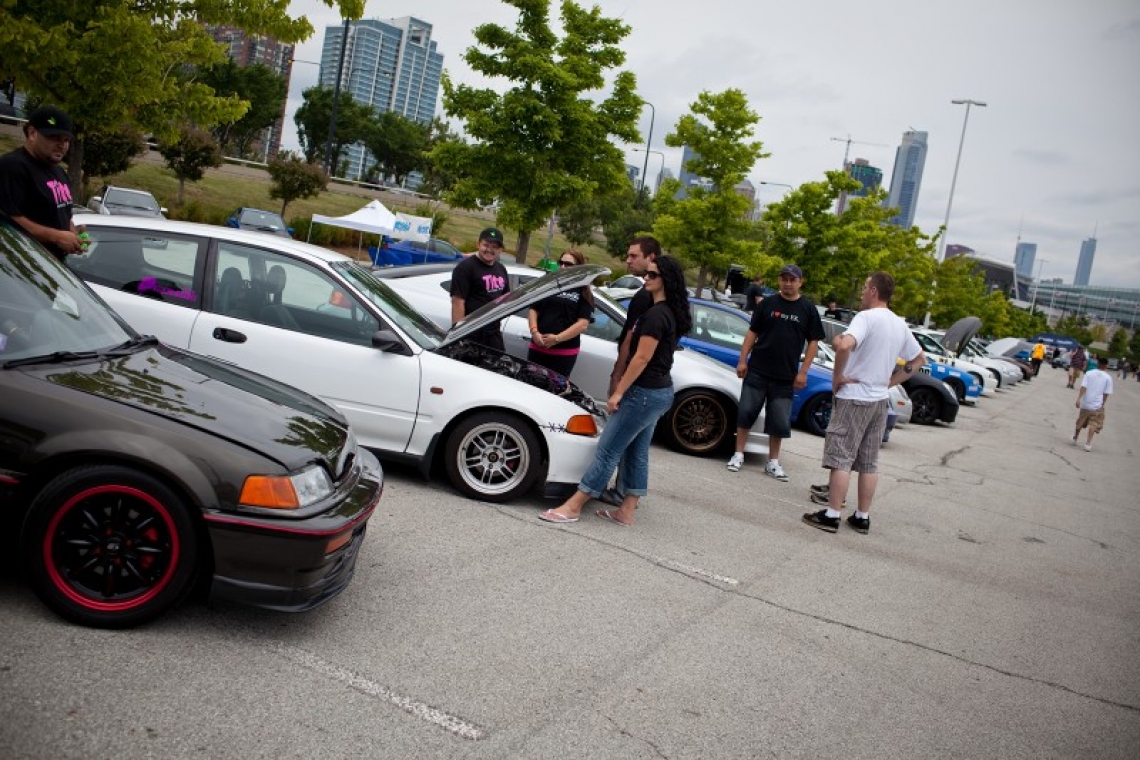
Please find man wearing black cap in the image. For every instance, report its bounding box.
[0,106,84,260]
[726,264,825,481]
[449,227,511,350]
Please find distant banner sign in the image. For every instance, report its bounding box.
[392,213,433,242]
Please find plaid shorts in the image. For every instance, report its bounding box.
[822,398,889,473]
[1076,407,1106,433]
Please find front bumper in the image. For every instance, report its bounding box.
[205,450,384,611]
[541,427,602,499]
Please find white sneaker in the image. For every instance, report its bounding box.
[1084,444,1092,452]
[726,452,744,472]
[764,461,789,481]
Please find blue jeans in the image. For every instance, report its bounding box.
[579,384,674,498]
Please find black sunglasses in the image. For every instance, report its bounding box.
[644,270,661,280]
[558,260,575,267]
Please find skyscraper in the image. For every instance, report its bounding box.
[675,144,704,199]
[1074,237,1097,287]
[885,130,928,229]
[1014,242,1036,280]
[320,16,444,180]
[848,158,883,198]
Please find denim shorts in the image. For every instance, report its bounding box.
[737,371,794,438]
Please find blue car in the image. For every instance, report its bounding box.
[922,358,982,402]
[376,236,464,265]
[625,297,835,436]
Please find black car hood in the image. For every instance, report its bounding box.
[25,344,348,472]
[941,317,982,356]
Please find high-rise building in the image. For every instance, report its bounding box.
[675,145,704,199]
[1014,242,1036,280]
[1074,237,1097,287]
[320,16,444,180]
[625,164,641,187]
[885,130,928,229]
[848,158,882,198]
[656,166,674,193]
[205,26,295,160]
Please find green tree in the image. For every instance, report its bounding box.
[198,60,288,158]
[1107,325,1128,358]
[430,0,641,262]
[1128,327,1140,363]
[599,182,655,261]
[929,256,989,328]
[0,1,364,195]
[160,126,223,204]
[80,125,146,184]
[294,85,377,173]
[654,89,767,292]
[558,198,603,248]
[362,111,429,186]
[417,118,465,199]
[268,151,328,216]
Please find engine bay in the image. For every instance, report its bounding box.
[436,340,607,418]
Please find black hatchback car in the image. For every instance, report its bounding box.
[0,218,383,628]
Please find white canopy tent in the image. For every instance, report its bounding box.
[308,200,433,243]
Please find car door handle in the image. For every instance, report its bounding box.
[212,327,247,343]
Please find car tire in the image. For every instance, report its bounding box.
[799,393,833,437]
[944,377,966,403]
[909,387,943,425]
[969,372,985,391]
[988,369,1003,388]
[444,412,542,503]
[22,465,199,629]
[659,389,733,455]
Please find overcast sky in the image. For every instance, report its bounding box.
[284,0,1140,289]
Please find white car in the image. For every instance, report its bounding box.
[83,185,167,218]
[66,216,609,503]
[910,327,996,398]
[375,263,772,457]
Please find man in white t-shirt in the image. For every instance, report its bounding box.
[803,272,925,535]
[1073,359,1113,452]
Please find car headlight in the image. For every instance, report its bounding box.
[239,465,334,509]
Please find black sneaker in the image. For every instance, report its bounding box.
[810,483,829,496]
[802,509,839,533]
[810,491,846,508]
[846,514,870,534]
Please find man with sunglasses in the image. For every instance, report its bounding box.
[0,106,84,260]
[450,227,510,350]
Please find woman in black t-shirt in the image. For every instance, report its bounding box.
[539,255,692,528]
[526,249,594,376]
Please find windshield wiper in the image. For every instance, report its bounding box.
[100,334,160,357]
[4,350,102,369]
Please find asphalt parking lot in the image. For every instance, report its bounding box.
[2,365,1138,758]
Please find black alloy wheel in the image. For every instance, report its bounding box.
[799,393,833,437]
[908,387,943,425]
[660,389,733,455]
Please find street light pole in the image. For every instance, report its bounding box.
[632,147,665,193]
[1029,258,1047,314]
[938,99,987,262]
[324,18,351,177]
[637,101,655,208]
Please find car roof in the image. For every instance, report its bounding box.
[79,215,353,265]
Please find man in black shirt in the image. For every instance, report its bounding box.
[0,106,83,260]
[823,299,844,320]
[726,264,825,481]
[449,227,510,350]
[743,274,766,312]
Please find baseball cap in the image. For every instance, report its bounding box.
[478,227,504,246]
[779,264,803,279]
[27,106,73,138]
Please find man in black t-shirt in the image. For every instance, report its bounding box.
[0,106,83,260]
[743,274,766,312]
[610,235,661,394]
[823,299,843,320]
[450,227,510,350]
[726,264,825,482]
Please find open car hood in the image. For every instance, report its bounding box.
[441,264,610,347]
[941,316,982,356]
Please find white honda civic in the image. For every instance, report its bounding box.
[67,217,609,503]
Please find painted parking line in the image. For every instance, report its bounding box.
[269,641,488,741]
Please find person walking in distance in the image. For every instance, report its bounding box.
[1068,345,1087,388]
[726,264,825,482]
[526,249,593,377]
[0,106,84,260]
[538,255,691,527]
[803,272,925,534]
[449,227,510,350]
[1072,359,1112,452]
[1030,341,1046,377]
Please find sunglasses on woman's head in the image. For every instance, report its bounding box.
[644,270,660,280]
[558,259,575,267]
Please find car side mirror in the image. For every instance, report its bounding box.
[372,329,411,355]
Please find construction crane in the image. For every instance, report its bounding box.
[830,135,889,215]
[830,135,889,168]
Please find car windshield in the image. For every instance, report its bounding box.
[334,262,446,348]
[0,221,134,364]
[239,209,286,229]
[105,189,160,212]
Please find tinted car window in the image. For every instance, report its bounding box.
[213,242,380,345]
[692,303,749,351]
[66,228,205,309]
